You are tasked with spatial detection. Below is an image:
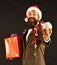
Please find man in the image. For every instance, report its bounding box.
[23,5,52,65]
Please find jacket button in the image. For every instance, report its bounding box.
[34,52,36,56]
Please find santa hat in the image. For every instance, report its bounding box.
[25,5,42,22]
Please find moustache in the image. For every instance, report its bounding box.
[28,17,36,22]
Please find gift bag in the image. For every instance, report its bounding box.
[4,36,23,60]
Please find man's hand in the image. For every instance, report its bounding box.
[41,22,52,41]
[42,27,52,41]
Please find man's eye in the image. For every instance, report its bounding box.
[33,14,35,15]
[28,13,31,15]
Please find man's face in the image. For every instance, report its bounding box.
[27,10,39,26]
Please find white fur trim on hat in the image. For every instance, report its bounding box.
[25,6,42,22]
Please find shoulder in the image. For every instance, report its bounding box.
[23,28,27,34]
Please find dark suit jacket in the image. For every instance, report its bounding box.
[23,24,51,65]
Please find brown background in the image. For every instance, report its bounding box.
[0,0,57,65]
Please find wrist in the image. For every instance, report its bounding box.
[44,37,51,43]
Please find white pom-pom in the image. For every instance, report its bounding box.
[24,17,28,22]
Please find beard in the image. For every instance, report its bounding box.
[28,17,37,26]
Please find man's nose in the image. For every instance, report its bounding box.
[30,14,34,17]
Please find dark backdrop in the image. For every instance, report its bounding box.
[0,0,57,65]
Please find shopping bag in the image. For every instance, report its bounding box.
[4,35,23,60]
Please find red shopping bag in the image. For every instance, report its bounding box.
[4,36,23,60]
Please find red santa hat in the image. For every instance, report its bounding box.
[25,5,42,22]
